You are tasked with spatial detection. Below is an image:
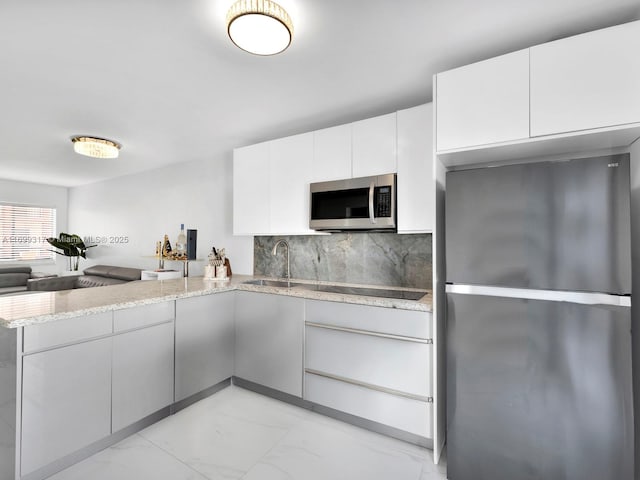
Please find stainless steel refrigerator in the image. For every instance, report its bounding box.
[445,154,633,480]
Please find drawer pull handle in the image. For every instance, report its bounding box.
[305,322,432,344]
[305,368,432,403]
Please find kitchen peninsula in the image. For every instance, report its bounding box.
[0,277,432,480]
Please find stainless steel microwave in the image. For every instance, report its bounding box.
[309,173,396,231]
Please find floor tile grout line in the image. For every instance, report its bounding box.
[133,432,213,480]
[135,390,307,480]
[238,409,310,479]
[50,384,447,480]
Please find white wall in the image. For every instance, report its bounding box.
[0,178,68,274]
[68,153,253,276]
[629,138,640,476]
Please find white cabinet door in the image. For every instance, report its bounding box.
[305,324,431,397]
[235,291,304,397]
[175,293,235,401]
[112,321,174,432]
[269,132,314,234]
[21,338,112,475]
[530,20,640,137]
[397,103,434,233]
[233,142,270,235]
[305,373,432,438]
[436,49,530,151]
[312,123,352,181]
[304,300,433,439]
[352,112,397,177]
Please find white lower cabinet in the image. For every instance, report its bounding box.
[17,291,434,478]
[305,325,431,397]
[304,299,433,440]
[235,291,304,397]
[305,373,432,438]
[21,337,112,476]
[111,321,175,432]
[175,293,235,401]
[22,311,112,353]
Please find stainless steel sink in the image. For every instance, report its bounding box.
[242,279,301,288]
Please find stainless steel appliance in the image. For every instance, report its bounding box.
[309,173,396,231]
[445,154,633,480]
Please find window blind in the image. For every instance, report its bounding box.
[0,204,56,261]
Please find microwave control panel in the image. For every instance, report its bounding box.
[375,186,392,217]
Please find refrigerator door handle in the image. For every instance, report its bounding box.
[368,181,376,224]
[446,283,631,307]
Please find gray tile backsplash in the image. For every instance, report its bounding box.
[254,233,432,289]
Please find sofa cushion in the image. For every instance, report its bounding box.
[27,276,77,292]
[0,273,30,288]
[83,265,142,281]
[0,266,32,275]
[0,285,28,295]
[75,275,128,288]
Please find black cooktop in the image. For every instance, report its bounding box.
[305,284,426,301]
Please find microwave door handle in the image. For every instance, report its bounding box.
[368,181,376,224]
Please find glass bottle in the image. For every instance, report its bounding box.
[176,224,187,256]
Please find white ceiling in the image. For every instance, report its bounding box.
[1,0,639,187]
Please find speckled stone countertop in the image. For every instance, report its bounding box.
[0,275,432,328]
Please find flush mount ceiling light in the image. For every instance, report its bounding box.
[71,136,121,159]
[226,0,293,55]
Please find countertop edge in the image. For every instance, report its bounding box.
[0,276,432,328]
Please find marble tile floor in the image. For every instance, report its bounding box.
[47,385,447,480]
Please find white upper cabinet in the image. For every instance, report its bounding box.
[312,124,352,182]
[352,112,397,177]
[397,103,434,233]
[313,114,396,181]
[436,49,530,152]
[530,20,640,137]
[270,132,314,234]
[233,142,270,235]
[233,109,429,235]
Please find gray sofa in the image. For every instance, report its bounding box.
[0,266,55,295]
[27,265,142,292]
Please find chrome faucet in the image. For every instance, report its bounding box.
[271,239,291,284]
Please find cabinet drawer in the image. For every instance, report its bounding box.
[23,312,112,353]
[305,372,432,438]
[306,324,431,397]
[305,299,431,339]
[113,301,174,332]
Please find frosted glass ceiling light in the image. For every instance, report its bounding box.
[71,136,121,159]
[226,0,293,55]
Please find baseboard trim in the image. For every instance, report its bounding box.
[20,378,233,480]
[231,376,433,449]
[172,378,232,414]
[21,376,431,480]
[21,408,171,480]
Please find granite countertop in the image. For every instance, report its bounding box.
[0,275,432,328]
